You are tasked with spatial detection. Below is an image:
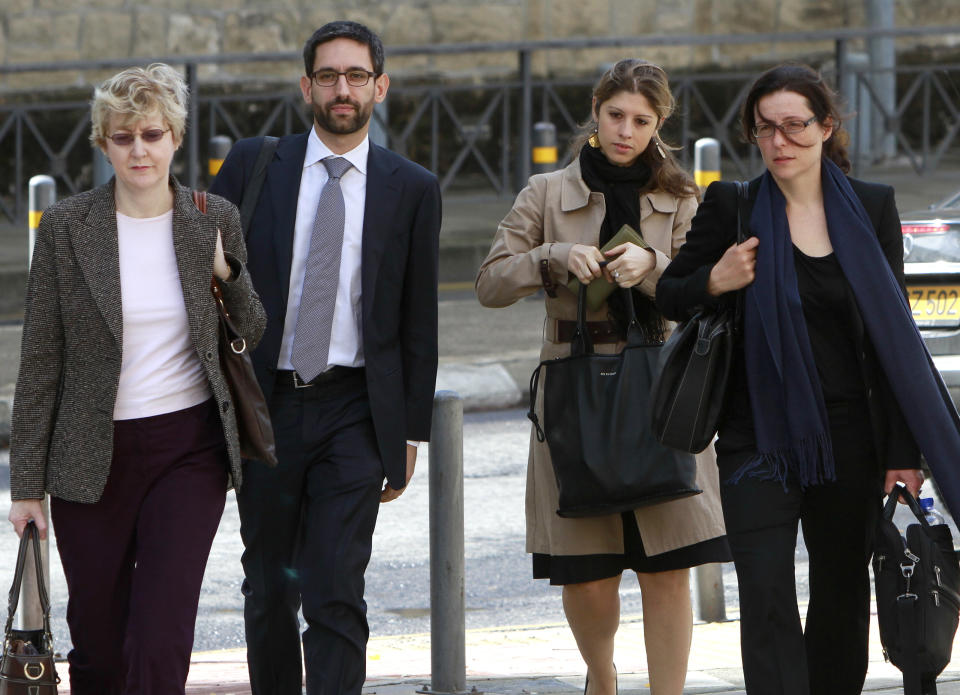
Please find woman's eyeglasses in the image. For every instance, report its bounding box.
[105,128,170,147]
[752,116,817,139]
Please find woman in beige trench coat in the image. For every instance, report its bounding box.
[476,60,729,695]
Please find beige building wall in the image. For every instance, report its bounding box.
[1,0,959,92]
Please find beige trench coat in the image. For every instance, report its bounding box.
[476,158,726,558]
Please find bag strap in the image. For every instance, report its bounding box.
[899,592,923,695]
[4,523,53,648]
[883,482,929,529]
[572,284,594,356]
[732,180,748,333]
[526,364,546,442]
[239,136,279,242]
[191,189,207,215]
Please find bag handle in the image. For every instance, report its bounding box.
[882,482,930,528]
[4,522,53,648]
[571,284,594,356]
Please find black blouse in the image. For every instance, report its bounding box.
[793,247,867,403]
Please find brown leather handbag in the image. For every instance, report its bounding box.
[193,191,278,467]
[0,522,59,694]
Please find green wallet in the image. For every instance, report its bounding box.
[566,224,649,311]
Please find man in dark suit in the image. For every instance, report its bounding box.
[210,20,441,695]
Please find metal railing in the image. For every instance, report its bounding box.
[2,25,960,222]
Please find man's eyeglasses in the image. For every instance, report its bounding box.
[309,69,377,88]
[105,128,170,147]
[752,115,817,139]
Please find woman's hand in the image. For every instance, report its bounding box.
[9,499,48,539]
[213,230,232,281]
[603,242,656,288]
[707,237,760,296]
[567,244,606,285]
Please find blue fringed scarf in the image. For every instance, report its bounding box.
[734,159,960,514]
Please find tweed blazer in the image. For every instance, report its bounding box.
[9,178,267,503]
[476,159,727,558]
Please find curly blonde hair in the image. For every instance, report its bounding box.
[90,63,188,149]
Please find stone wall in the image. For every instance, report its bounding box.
[1,0,959,93]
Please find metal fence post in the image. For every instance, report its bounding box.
[185,62,199,188]
[518,49,533,190]
[694,563,726,623]
[419,391,471,695]
[21,176,56,631]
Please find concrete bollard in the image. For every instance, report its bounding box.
[694,138,721,189]
[419,391,471,695]
[21,176,56,631]
[531,122,558,175]
[208,135,233,177]
[695,563,726,623]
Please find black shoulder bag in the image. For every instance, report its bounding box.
[0,522,59,694]
[649,181,748,454]
[874,484,960,695]
[527,286,701,518]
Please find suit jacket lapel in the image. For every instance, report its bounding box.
[361,144,403,310]
[268,132,309,305]
[69,183,122,346]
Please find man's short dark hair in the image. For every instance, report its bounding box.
[302,21,385,76]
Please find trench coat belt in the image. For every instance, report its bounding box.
[547,317,624,344]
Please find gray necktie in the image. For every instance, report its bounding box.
[291,156,353,383]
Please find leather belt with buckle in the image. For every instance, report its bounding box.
[554,319,624,344]
[279,367,363,389]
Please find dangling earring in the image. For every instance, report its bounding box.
[588,131,600,148]
[654,134,666,159]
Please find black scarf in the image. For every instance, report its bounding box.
[578,144,662,338]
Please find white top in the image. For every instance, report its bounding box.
[277,129,368,372]
[113,210,211,420]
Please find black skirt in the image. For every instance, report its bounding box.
[533,511,731,585]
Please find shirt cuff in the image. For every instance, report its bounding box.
[406,440,420,448]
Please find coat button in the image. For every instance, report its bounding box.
[221,401,230,412]
[205,350,214,360]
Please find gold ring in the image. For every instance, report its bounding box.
[24,662,45,680]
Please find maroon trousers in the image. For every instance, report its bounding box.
[50,399,228,695]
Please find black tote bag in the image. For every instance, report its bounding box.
[650,180,747,453]
[528,287,701,518]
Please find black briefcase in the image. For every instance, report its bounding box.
[874,485,960,695]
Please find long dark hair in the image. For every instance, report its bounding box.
[572,59,699,200]
[740,63,852,173]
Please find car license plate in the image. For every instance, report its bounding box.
[909,285,960,326]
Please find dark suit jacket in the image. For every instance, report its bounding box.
[10,179,267,502]
[656,176,920,472]
[209,133,441,489]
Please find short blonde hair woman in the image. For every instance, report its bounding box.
[8,63,265,695]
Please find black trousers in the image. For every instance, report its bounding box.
[237,370,384,695]
[718,403,883,695]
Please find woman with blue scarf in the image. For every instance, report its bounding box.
[657,63,960,695]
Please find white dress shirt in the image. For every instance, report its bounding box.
[277,130,368,372]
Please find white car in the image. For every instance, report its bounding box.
[901,189,960,405]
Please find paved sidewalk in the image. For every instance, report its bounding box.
[160,610,960,694]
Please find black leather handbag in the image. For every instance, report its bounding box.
[650,181,747,454]
[874,485,960,695]
[527,287,701,518]
[0,522,59,695]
